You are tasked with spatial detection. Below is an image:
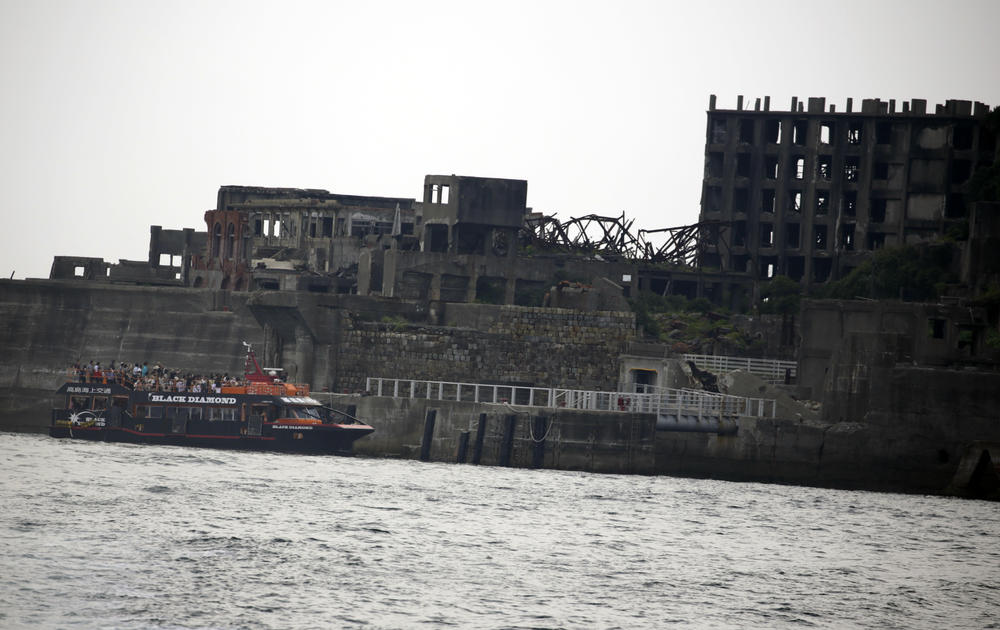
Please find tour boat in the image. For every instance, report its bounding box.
[49,344,373,454]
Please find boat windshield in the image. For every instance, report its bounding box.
[283,406,322,420]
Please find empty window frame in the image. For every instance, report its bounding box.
[873,162,889,180]
[844,157,859,182]
[322,217,334,237]
[817,155,833,180]
[814,224,828,249]
[816,191,830,214]
[792,156,805,180]
[867,231,886,250]
[739,119,754,143]
[765,119,781,144]
[847,121,863,145]
[820,122,833,145]
[788,191,802,213]
[870,198,887,223]
[760,223,774,248]
[840,224,855,250]
[764,156,779,179]
[736,153,751,177]
[733,221,747,247]
[761,189,776,213]
[876,121,892,145]
[953,125,974,150]
[792,120,808,146]
[431,184,450,204]
[946,194,967,218]
[843,191,858,216]
[951,159,972,184]
[786,223,801,248]
[813,257,832,282]
[787,256,805,281]
[928,318,946,339]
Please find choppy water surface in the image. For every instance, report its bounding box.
[1,432,998,629]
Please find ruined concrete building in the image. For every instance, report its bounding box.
[49,95,998,315]
[697,95,996,288]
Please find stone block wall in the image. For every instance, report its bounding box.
[334,305,636,392]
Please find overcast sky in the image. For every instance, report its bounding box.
[2,0,998,279]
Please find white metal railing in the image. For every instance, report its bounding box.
[364,377,777,418]
[683,353,797,385]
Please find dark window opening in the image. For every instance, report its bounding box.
[814,225,828,250]
[928,318,946,339]
[786,223,801,248]
[867,231,886,250]
[946,194,967,218]
[212,223,222,258]
[847,121,863,145]
[731,254,750,273]
[817,155,833,180]
[951,160,972,184]
[736,153,751,177]
[253,219,263,237]
[426,224,449,253]
[816,192,829,215]
[739,119,754,143]
[322,217,333,237]
[874,162,889,180]
[760,255,778,279]
[840,224,855,250]
[765,156,779,179]
[761,189,776,214]
[870,199,887,223]
[843,191,857,216]
[733,221,747,247]
[309,221,317,238]
[789,191,802,213]
[793,120,808,146]
[875,122,892,145]
[791,156,805,180]
[844,157,859,182]
[765,120,781,143]
[787,256,804,281]
[953,125,974,150]
[813,257,832,282]
[760,223,774,248]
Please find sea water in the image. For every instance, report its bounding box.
[1,432,998,629]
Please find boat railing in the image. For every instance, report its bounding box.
[364,377,777,418]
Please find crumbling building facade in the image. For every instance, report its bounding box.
[697,95,996,288]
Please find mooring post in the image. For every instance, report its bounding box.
[499,414,517,467]
[420,409,437,462]
[472,413,487,464]
[456,431,470,463]
[531,415,547,469]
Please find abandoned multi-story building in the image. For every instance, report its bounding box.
[49,95,998,315]
[697,95,996,288]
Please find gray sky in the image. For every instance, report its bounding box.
[2,0,998,279]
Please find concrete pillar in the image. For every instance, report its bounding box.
[293,326,314,385]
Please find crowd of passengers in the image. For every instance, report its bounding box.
[72,360,245,393]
